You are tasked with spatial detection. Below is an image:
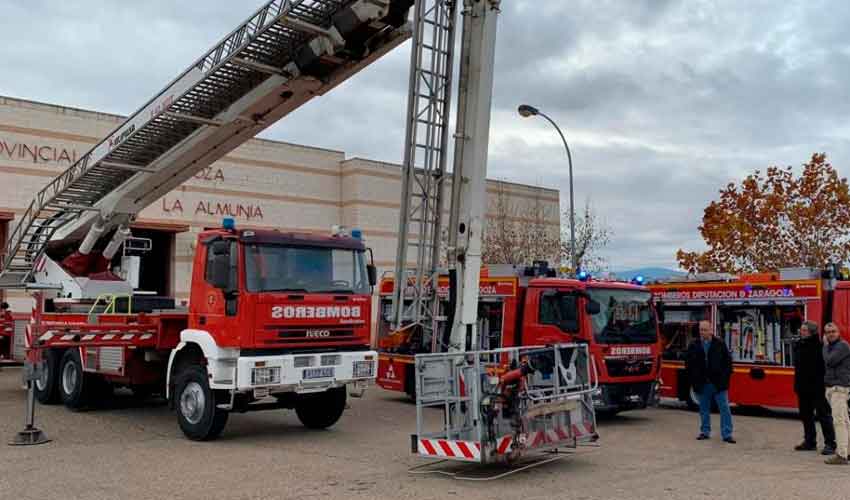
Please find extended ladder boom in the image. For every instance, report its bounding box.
[391,0,500,352]
[446,0,499,351]
[1,0,414,287]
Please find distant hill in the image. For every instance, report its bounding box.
[612,267,685,281]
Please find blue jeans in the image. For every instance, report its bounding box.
[699,383,733,439]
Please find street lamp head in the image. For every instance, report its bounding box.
[517,104,539,118]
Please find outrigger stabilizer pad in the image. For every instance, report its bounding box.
[9,425,51,446]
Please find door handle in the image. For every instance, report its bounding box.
[199,316,206,325]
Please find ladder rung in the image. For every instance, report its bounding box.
[163,111,224,128]
[99,161,157,173]
[230,57,293,76]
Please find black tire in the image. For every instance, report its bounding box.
[174,365,229,441]
[35,349,61,405]
[404,365,417,403]
[59,349,96,410]
[295,386,347,430]
[596,409,620,419]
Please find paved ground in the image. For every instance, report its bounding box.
[0,366,847,500]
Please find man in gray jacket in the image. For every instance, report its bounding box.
[822,322,850,465]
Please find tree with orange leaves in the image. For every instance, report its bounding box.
[677,153,850,274]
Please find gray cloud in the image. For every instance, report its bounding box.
[2,0,849,270]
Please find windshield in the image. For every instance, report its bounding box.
[245,244,370,294]
[588,288,657,345]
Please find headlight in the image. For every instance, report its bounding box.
[353,360,374,378]
[252,366,281,386]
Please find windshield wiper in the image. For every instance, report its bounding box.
[313,288,355,294]
[263,288,309,293]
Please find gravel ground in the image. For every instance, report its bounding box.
[0,366,847,500]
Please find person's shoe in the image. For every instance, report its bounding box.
[822,445,837,456]
[696,434,709,440]
[824,455,848,465]
[795,442,817,451]
[723,437,736,444]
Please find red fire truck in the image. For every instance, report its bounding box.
[650,267,850,409]
[377,265,663,415]
[31,225,379,440]
[0,0,416,441]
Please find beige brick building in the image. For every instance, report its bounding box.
[0,95,560,311]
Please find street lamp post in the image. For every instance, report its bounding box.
[518,104,576,275]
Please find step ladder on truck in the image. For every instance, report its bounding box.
[393,0,600,472]
[2,0,418,443]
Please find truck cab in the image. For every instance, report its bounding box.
[517,279,661,414]
[189,226,375,352]
[163,224,379,438]
[377,267,661,414]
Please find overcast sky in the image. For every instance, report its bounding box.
[2,0,849,270]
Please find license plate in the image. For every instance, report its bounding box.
[303,367,334,380]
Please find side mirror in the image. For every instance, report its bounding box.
[208,241,231,290]
[655,301,665,324]
[367,264,377,287]
[585,299,601,316]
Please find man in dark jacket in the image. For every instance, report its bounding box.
[686,320,735,443]
[822,322,850,465]
[793,321,836,454]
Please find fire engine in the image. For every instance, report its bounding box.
[377,267,662,415]
[650,267,850,410]
[0,0,416,441]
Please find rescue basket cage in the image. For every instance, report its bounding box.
[412,343,599,464]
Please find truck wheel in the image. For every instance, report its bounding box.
[174,365,229,441]
[59,349,95,410]
[35,349,61,404]
[295,386,347,430]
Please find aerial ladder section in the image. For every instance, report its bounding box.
[0,0,415,289]
[393,0,600,469]
[390,0,457,350]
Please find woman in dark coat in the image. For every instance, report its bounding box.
[793,321,836,454]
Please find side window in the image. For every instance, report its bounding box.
[539,293,577,328]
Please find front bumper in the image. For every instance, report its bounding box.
[592,381,657,412]
[215,350,377,393]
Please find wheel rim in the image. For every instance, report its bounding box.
[62,359,78,395]
[35,362,49,391]
[179,382,206,425]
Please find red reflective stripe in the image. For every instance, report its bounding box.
[475,442,481,451]
[572,424,581,436]
[555,427,568,440]
[585,422,594,434]
[437,440,456,457]
[455,441,474,459]
[421,439,437,456]
[497,436,512,454]
[533,432,546,446]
